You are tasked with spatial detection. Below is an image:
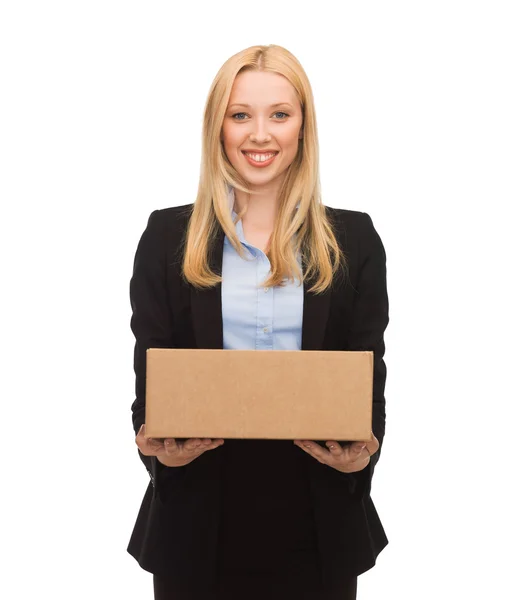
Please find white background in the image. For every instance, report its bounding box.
[1,1,517,598]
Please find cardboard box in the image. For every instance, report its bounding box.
[145,348,373,441]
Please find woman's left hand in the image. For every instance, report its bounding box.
[294,433,379,473]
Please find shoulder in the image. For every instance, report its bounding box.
[143,203,194,240]
[148,203,194,226]
[135,204,194,264]
[324,205,386,262]
[325,204,371,225]
[324,205,379,239]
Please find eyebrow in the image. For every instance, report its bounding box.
[228,102,294,109]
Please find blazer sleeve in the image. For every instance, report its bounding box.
[345,211,389,499]
[129,209,178,488]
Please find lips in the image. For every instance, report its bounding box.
[241,150,279,168]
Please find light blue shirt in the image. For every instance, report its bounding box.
[221,186,304,351]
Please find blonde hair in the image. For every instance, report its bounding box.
[182,44,347,293]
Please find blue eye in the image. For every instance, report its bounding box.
[230,111,289,120]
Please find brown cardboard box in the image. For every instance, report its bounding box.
[145,348,373,441]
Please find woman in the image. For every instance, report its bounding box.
[128,44,389,600]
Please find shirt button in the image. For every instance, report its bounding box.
[263,327,268,333]
[264,287,269,293]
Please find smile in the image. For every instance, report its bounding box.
[242,151,279,167]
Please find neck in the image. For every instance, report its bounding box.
[234,179,283,229]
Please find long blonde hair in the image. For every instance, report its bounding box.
[182,44,347,294]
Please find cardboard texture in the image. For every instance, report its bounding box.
[144,348,373,441]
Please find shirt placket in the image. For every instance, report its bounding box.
[256,251,274,350]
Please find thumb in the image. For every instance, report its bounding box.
[350,442,366,460]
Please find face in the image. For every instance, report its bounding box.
[221,70,303,190]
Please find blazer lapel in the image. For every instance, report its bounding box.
[190,223,332,351]
[300,260,332,351]
[189,224,226,350]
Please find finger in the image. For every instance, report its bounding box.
[204,439,224,450]
[349,442,367,462]
[325,441,344,456]
[145,434,161,444]
[183,438,204,452]
[136,435,163,456]
[137,423,160,446]
[361,434,378,458]
[297,441,329,463]
[147,438,164,453]
[164,438,178,453]
[342,453,371,473]
[136,424,147,441]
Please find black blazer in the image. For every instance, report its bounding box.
[127,203,389,591]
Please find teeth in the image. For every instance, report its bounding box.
[244,152,276,162]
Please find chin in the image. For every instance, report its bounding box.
[235,169,274,184]
[245,176,278,189]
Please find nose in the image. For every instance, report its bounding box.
[249,117,271,144]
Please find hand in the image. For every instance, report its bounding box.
[136,424,225,467]
[294,433,379,474]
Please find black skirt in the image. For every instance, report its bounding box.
[214,438,322,599]
[153,438,357,600]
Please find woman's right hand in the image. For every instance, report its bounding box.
[136,424,225,467]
